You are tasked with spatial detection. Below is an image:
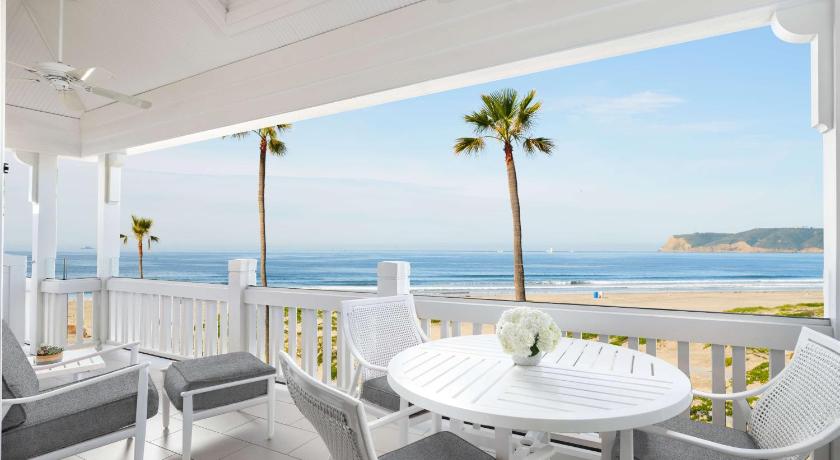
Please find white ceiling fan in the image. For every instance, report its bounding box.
[7,0,151,112]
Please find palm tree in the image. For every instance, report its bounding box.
[120,215,159,279]
[224,124,291,362]
[454,89,554,301]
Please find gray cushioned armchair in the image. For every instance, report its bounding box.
[1,322,159,460]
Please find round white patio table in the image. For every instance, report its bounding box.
[387,334,692,460]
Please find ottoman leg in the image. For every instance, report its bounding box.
[267,376,276,438]
[162,395,170,430]
[182,395,193,460]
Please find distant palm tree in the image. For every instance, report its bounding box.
[120,215,159,279]
[224,124,291,362]
[455,89,554,301]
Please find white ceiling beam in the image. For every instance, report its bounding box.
[80,0,806,156]
[6,106,80,156]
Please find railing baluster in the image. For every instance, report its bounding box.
[270,306,282,367]
[256,305,265,362]
[172,297,182,354]
[711,344,726,426]
[197,300,207,357]
[303,309,318,375]
[420,318,430,336]
[677,341,691,416]
[571,331,582,339]
[323,310,333,383]
[645,338,656,356]
[75,292,84,344]
[289,307,298,365]
[245,303,256,356]
[120,292,129,343]
[207,300,218,356]
[337,315,351,390]
[598,334,608,343]
[183,298,194,357]
[628,337,639,351]
[161,296,172,352]
[472,322,481,335]
[220,301,229,354]
[440,320,450,338]
[731,345,747,430]
[452,321,462,337]
[769,349,786,378]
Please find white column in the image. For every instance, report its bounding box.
[377,261,410,296]
[15,152,58,353]
[95,153,124,346]
[228,258,257,352]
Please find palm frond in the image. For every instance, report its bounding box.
[464,110,493,134]
[522,137,555,155]
[267,138,287,156]
[130,215,155,240]
[223,131,253,140]
[453,137,485,155]
[148,235,159,250]
[119,233,128,245]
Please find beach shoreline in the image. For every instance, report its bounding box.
[466,289,823,313]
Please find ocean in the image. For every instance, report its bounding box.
[11,250,824,294]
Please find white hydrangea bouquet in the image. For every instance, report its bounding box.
[496,307,562,365]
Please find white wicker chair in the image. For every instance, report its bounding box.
[616,327,840,460]
[278,351,492,460]
[340,295,431,443]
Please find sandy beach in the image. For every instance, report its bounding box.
[470,289,823,313]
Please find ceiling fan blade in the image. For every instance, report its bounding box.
[7,60,40,74]
[84,84,152,109]
[60,89,86,112]
[9,77,41,83]
[67,66,114,83]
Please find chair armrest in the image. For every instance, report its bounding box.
[691,375,780,401]
[32,341,142,371]
[639,420,840,459]
[180,374,274,397]
[3,362,150,406]
[368,404,425,430]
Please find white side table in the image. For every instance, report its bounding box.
[29,348,107,382]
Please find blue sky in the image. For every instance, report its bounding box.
[5,26,822,251]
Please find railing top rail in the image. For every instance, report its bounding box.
[40,277,102,294]
[107,277,228,301]
[411,295,831,350]
[244,286,371,310]
[243,286,831,350]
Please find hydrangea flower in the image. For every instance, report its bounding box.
[496,307,561,357]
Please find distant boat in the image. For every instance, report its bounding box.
[546,248,554,254]
[80,245,94,250]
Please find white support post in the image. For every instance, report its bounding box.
[16,152,58,353]
[377,261,410,296]
[2,254,27,345]
[228,259,256,352]
[96,153,124,347]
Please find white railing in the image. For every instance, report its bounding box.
[35,258,834,432]
[39,278,102,348]
[106,277,230,360]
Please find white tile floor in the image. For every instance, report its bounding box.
[58,350,428,460]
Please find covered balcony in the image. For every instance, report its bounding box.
[3,0,840,459]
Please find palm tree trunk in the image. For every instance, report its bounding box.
[138,239,144,279]
[258,138,270,362]
[504,142,526,301]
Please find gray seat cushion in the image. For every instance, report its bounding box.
[362,376,401,411]
[380,431,493,460]
[1,321,39,431]
[612,415,760,460]
[164,352,276,411]
[2,368,159,460]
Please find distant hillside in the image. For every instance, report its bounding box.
[660,228,823,253]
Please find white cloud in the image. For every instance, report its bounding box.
[583,91,683,115]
